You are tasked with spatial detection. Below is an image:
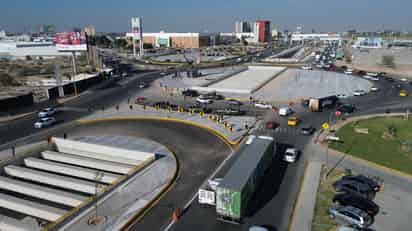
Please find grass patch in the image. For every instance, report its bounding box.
[330,116,412,175]
[311,167,347,231]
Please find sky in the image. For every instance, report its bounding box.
[0,0,411,33]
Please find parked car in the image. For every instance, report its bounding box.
[370,86,379,92]
[343,69,353,75]
[337,104,356,114]
[283,148,299,163]
[182,89,199,97]
[254,102,273,109]
[38,107,57,118]
[34,117,56,128]
[226,99,243,106]
[333,193,379,216]
[366,72,378,77]
[121,72,128,77]
[328,205,373,229]
[333,179,376,200]
[300,125,315,135]
[353,90,367,96]
[336,94,348,99]
[341,175,381,192]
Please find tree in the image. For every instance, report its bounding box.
[382,55,395,68]
[114,38,127,49]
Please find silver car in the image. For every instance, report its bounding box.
[329,205,372,229]
[38,107,56,118]
[34,117,56,128]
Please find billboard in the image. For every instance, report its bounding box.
[131,17,143,40]
[55,32,87,51]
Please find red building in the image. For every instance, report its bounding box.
[255,20,271,43]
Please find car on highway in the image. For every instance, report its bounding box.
[328,205,373,229]
[301,65,312,70]
[249,226,270,231]
[400,78,408,82]
[182,89,199,97]
[283,148,299,163]
[138,82,149,88]
[300,125,315,135]
[226,99,243,106]
[287,117,299,126]
[34,117,56,128]
[254,102,273,109]
[399,90,408,97]
[337,104,356,114]
[366,72,378,77]
[38,107,57,118]
[121,72,128,77]
[370,86,379,92]
[341,175,381,192]
[333,179,376,200]
[278,107,293,116]
[385,77,395,82]
[336,94,348,99]
[215,108,246,116]
[333,193,379,216]
[160,72,167,76]
[353,90,367,96]
[343,69,353,75]
[196,95,213,104]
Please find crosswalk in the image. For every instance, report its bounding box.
[274,126,301,135]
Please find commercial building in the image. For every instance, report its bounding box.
[254,20,271,43]
[125,31,219,48]
[235,21,252,33]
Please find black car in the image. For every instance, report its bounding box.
[337,104,356,114]
[188,105,212,113]
[182,89,199,97]
[386,77,395,82]
[333,179,375,200]
[333,193,379,216]
[341,175,381,192]
[300,125,315,135]
[215,108,246,116]
[226,99,243,106]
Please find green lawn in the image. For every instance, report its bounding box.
[311,167,346,231]
[330,116,412,175]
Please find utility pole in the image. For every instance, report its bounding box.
[88,171,105,226]
[71,52,78,96]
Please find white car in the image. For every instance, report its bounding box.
[160,72,167,76]
[254,102,273,109]
[38,107,56,118]
[366,72,378,77]
[34,117,56,128]
[353,90,367,96]
[316,64,324,68]
[301,65,312,70]
[362,75,372,80]
[344,69,353,75]
[249,226,269,231]
[196,96,213,104]
[370,87,379,92]
[284,148,299,163]
[278,107,293,116]
[400,78,408,82]
[121,72,128,77]
[336,94,348,99]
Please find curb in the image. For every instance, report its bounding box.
[0,111,36,123]
[78,116,240,145]
[326,147,412,182]
[287,161,309,231]
[119,147,180,231]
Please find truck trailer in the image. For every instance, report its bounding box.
[215,136,275,223]
[308,96,339,112]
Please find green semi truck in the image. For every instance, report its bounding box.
[216,135,275,223]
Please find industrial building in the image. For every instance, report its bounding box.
[352,37,384,48]
[125,31,219,48]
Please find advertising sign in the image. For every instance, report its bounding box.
[131,17,143,39]
[55,32,87,51]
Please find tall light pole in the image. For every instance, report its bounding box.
[88,171,105,226]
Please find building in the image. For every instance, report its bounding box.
[254,20,271,43]
[235,21,252,33]
[291,33,341,44]
[125,31,219,48]
[84,25,96,37]
[352,37,384,48]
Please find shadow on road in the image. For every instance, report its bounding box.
[244,143,289,218]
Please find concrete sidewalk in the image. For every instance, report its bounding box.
[289,161,322,231]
